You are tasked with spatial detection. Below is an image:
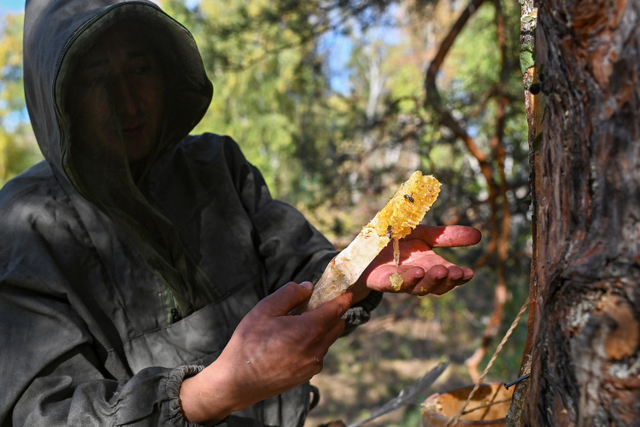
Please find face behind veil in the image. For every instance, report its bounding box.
[59,15,218,319]
[65,19,168,187]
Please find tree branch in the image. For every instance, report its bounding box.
[424,0,489,165]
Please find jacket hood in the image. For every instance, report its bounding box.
[23,0,217,318]
[24,0,213,179]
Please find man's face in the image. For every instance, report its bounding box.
[68,27,164,162]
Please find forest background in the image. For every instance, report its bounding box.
[0,0,531,425]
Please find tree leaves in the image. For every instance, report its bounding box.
[519,42,534,75]
[0,12,41,186]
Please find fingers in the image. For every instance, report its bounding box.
[460,266,474,281]
[303,291,352,331]
[299,317,344,374]
[258,281,314,316]
[317,313,347,355]
[368,263,473,296]
[287,293,349,372]
[408,264,474,296]
[410,225,482,248]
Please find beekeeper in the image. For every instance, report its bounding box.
[0,1,481,426]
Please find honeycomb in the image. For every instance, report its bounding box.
[304,171,440,311]
[366,171,441,271]
[370,171,441,239]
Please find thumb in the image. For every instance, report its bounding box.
[259,281,314,316]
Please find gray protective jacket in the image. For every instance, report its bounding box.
[0,1,381,426]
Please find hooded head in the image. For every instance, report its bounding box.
[23,0,216,317]
[24,0,213,183]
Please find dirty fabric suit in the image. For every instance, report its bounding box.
[0,1,381,426]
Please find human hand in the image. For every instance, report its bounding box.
[179,282,352,425]
[354,225,481,298]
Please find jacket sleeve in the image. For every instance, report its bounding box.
[0,270,313,427]
[0,268,208,427]
[218,136,383,329]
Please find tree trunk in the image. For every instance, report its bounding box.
[510,0,640,425]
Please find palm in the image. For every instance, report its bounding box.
[359,225,481,296]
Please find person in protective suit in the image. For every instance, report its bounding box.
[0,0,482,426]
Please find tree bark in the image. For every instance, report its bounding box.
[512,0,640,425]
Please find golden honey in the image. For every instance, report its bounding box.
[390,272,404,291]
[368,171,440,283]
[371,171,441,239]
[303,171,440,310]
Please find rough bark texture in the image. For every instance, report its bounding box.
[514,0,640,425]
[507,0,539,425]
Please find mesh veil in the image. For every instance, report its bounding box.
[56,4,216,318]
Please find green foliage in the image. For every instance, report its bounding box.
[0,12,41,187]
[160,0,400,202]
[519,43,534,75]
[161,0,324,197]
[448,5,500,100]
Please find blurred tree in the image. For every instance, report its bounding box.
[160,0,399,203]
[352,0,530,384]
[299,0,532,423]
[0,12,40,187]
[424,0,528,381]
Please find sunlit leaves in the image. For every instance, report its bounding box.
[0,12,41,187]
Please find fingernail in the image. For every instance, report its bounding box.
[299,281,314,290]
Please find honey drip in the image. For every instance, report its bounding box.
[393,238,400,267]
[365,171,440,290]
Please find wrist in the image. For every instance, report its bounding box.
[179,361,238,426]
